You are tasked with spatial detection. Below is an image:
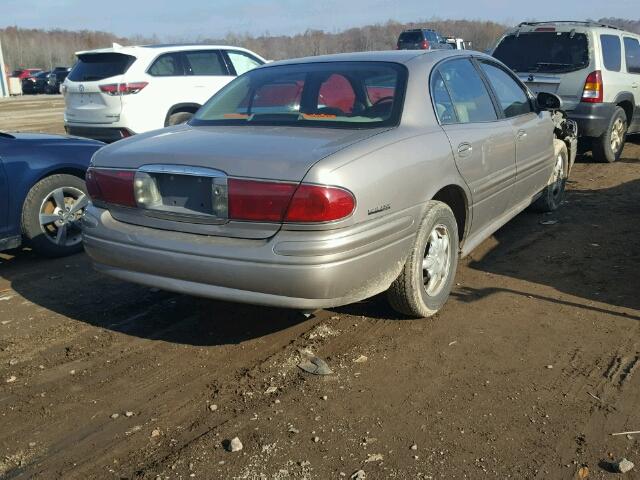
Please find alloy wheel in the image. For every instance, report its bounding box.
[38,187,87,247]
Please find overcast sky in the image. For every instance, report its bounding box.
[2,0,639,38]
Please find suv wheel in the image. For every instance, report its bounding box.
[592,106,627,163]
[387,201,459,318]
[21,174,88,257]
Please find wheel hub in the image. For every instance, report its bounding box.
[422,224,451,297]
[39,187,87,247]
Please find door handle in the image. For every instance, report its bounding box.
[633,83,639,89]
[457,142,473,157]
[517,129,528,140]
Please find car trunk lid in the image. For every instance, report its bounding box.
[90,124,388,239]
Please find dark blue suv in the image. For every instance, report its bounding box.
[397,29,453,50]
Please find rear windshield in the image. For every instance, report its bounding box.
[399,32,423,43]
[493,32,589,73]
[192,61,407,129]
[68,53,136,82]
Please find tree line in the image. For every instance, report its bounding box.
[2,17,639,71]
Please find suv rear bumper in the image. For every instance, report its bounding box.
[65,125,134,143]
[567,102,616,138]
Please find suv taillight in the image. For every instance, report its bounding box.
[99,82,148,96]
[421,40,430,49]
[582,70,603,103]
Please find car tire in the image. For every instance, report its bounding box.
[592,106,627,163]
[168,112,193,126]
[530,140,568,213]
[21,174,88,258]
[387,201,459,318]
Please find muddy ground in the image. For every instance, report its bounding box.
[0,96,639,480]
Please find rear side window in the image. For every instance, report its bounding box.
[227,51,263,76]
[493,32,589,73]
[148,53,183,76]
[479,61,532,118]
[183,51,227,76]
[68,53,136,82]
[436,59,497,123]
[601,35,622,72]
[624,37,640,74]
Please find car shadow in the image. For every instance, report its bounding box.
[463,174,640,317]
[1,249,312,346]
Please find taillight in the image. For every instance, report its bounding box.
[421,40,430,49]
[582,70,603,103]
[99,82,148,96]
[228,179,297,222]
[227,179,355,223]
[86,168,136,207]
[285,184,355,222]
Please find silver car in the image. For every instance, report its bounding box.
[82,50,576,318]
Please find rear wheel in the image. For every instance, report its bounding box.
[167,111,193,126]
[21,174,88,257]
[387,201,459,318]
[592,106,627,163]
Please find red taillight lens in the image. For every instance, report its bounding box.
[99,82,148,96]
[285,184,355,222]
[421,40,430,49]
[582,70,603,103]
[228,179,297,222]
[227,179,356,223]
[86,168,136,207]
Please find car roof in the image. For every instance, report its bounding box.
[264,49,478,68]
[75,43,261,58]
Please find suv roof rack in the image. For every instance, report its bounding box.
[517,20,622,30]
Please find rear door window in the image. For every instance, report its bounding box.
[430,70,457,124]
[601,34,622,72]
[436,58,498,123]
[183,50,228,76]
[479,61,532,118]
[227,51,263,76]
[68,53,136,82]
[148,53,184,76]
[624,37,640,74]
[493,32,589,73]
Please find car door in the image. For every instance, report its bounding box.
[623,36,640,132]
[432,58,517,236]
[477,59,554,203]
[182,50,234,105]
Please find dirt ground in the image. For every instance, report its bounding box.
[0,95,639,480]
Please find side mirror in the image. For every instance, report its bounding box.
[536,91,563,110]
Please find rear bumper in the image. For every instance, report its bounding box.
[82,205,418,310]
[567,102,616,138]
[65,125,134,143]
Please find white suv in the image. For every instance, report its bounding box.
[493,21,640,163]
[63,44,266,142]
